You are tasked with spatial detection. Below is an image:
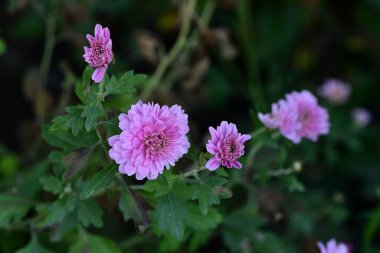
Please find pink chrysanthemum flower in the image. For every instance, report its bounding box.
[318,78,351,105]
[108,101,190,180]
[205,121,251,171]
[285,90,329,143]
[83,24,113,83]
[258,99,301,142]
[258,90,329,144]
[352,107,372,127]
[317,239,350,253]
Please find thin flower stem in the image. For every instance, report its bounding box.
[267,168,295,177]
[141,0,197,99]
[36,0,59,123]
[96,126,111,161]
[97,79,106,100]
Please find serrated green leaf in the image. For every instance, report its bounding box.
[104,71,147,96]
[15,234,53,253]
[119,187,144,226]
[0,194,32,226]
[186,205,222,231]
[78,200,103,228]
[192,179,220,216]
[81,101,104,132]
[69,232,122,253]
[50,106,84,136]
[155,194,187,240]
[143,170,177,197]
[40,176,62,194]
[42,124,98,151]
[35,195,76,227]
[80,164,117,200]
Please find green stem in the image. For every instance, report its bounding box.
[96,125,110,161]
[97,79,106,101]
[36,0,59,122]
[267,168,295,177]
[141,0,197,100]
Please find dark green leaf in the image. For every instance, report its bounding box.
[15,234,53,253]
[192,179,220,216]
[0,194,32,226]
[78,200,103,228]
[50,106,84,136]
[81,101,104,132]
[35,195,76,227]
[63,148,92,182]
[40,176,62,194]
[119,187,144,228]
[80,164,117,200]
[186,205,222,231]
[155,194,187,240]
[104,71,147,96]
[283,175,305,193]
[69,231,122,253]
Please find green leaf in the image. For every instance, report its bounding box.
[155,194,188,240]
[80,164,117,200]
[42,124,98,151]
[143,170,177,197]
[0,194,32,226]
[186,205,222,231]
[0,38,6,56]
[192,179,220,216]
[75,66,93,104]
[81,101,104,132]
[283,175,305,193]
[35,195,76,227]
[16,234,53,253]
[104,71,147,96]
[40,176,62,194]
[50,106,84,136]
[69,232,122,253]
[63,148,92,182]
[78,200,103,228]
[119,187,145,228]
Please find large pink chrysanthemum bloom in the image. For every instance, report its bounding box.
[205,121,251,171]
[83,24,113,83]
[318,78,351,105]
[317,239,350,253]
[258,90,329,144]
[108,101,190,180]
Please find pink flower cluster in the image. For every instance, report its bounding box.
[108,101,252,179]
[83,24,113,83]
[258,90,329,144]
[317,239,351,253]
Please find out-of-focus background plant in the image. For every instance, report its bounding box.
[0,0,379,252]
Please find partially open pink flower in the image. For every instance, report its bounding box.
[108,101,190,180]
[258,90,329,144]
[205,121,251,171]
[83,24,113,83]
[317,239,350,253]
[318,78,351,105]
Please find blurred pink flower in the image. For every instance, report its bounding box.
[258,90,329,144]
[83,24,113,83]
[108,101,190,180]
[317,239,350,253]
[206,121,251,170]
[352,107,372,127]
[318,78,351,105]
